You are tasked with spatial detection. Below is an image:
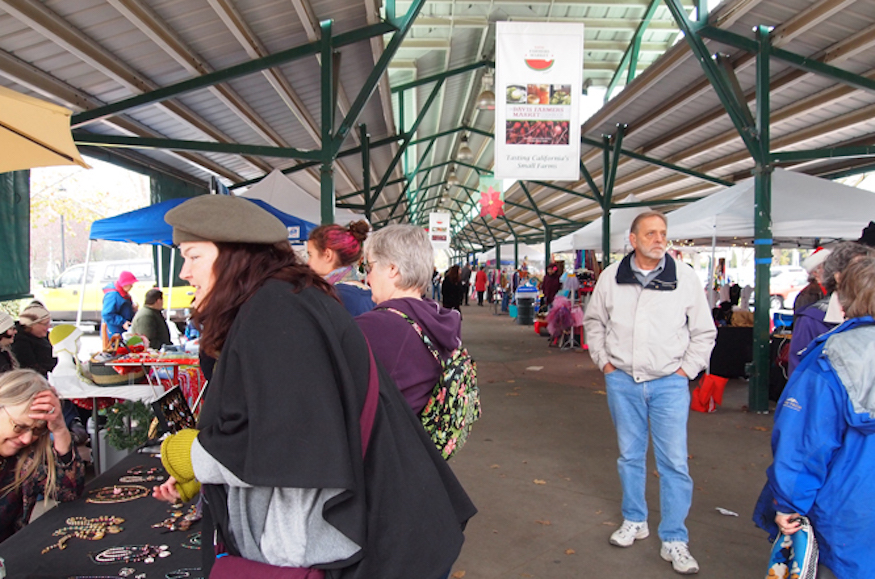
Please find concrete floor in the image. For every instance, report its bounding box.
[448,303,777,579]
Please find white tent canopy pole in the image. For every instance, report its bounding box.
[165,249,175,323]
[75,240,93,329]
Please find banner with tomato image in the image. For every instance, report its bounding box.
[495,22,583,180]
[428,211,451,250]
[478,177,504,219]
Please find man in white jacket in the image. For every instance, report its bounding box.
[583,211,716,575]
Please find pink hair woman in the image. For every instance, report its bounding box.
[306,221,374,316]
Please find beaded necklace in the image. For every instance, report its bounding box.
[41,516,124,554]
[87,484,150,504]
[165,568,203,579]
[90,543,171,565]
[181,531,201,550]
[152,504,200,532]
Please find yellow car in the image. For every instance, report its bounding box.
[33,259,195,327]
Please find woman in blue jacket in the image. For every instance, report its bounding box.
[758,254,875,579]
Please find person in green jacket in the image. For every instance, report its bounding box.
[130,289,171,349]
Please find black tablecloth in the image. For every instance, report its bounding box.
[0,448,202,578]
[709,326,753,378]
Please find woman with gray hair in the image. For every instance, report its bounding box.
[356,224,463,415]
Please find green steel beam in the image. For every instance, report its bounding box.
[374,79,445,217]
[602,135,613,268]
[392,60,493,93]
[71,21,396,127]
[320,20,335,225]
[544,224,552,268]
[580,160,604,205]
[360,124,371,221]
[519,182,548,228]
[580,137,733,187]
[409,126,464,146]
[615,198,701,208]
[607,125,626,197]
[751,25,773,414]
[714,53,756,129]
[337,176,405,201]
[662,0,762,159]
[332,0,426,153]
[698,26,875,97]
[530,179,598,202]
[70,133,321,161]
[402,138,438,224]
[772,146,875,163]
[606,0,660,102]
[819,162,875,180]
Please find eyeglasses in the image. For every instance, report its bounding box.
[2,407,48,437]
[362,260,378,274]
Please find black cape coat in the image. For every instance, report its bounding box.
[197,279,476,578]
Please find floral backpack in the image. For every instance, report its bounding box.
[381,308,481,459]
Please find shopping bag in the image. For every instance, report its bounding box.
[764,516,818,579]
[691,374,728,413]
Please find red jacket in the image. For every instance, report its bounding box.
[475,270,488,292]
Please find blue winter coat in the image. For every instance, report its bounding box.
[101,284,135,336]
[759,316,875,579]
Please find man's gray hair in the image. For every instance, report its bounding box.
[630,210,668,235]
[364,224,434,293]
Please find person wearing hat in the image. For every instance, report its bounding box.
[101,270,138,338]
[151,195,475,578]
[10,304,55,378]
[788,241,875,377]
[0,312,18,374]
[793,247,831,317]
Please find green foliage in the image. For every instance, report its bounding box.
[0,300,22,317]
[105,400,154,451]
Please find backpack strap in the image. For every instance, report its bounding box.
[378,307,442,363]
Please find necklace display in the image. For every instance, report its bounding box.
[118,568,146,579]
[152,504,201,533]
[165,568,203,579]
[87,484,150,504]
[127,465,163,476]
[118,474,165,483]
[41,516,124,554]
[90,543,171,565]
[181,531,201,550]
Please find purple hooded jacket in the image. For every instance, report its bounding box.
[356,297,462,415]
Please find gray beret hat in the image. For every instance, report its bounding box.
[165,195,288,245]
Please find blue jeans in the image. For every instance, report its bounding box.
[604,369,693,543]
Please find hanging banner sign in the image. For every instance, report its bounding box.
[494,21,584,181]
[478,176,504,219]
[429,212,451,250]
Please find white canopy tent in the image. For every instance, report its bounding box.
[238,169,363,229]
[552,194,652,252]
[478,243,544,267]
[665,168,875,245]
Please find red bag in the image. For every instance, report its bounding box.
[691,374,729,413]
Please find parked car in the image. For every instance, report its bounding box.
[745,266,809,310]
[33,259,194,326]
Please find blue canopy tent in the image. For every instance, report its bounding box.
[78,196,317,325]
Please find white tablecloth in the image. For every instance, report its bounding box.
[49,373,165,404]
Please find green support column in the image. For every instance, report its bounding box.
[496,243,502,272]
[751,25,773,413]
[359,124,371,222]
[320,20,335,225]
[544,225,552,268]
[514,241,519,269]
[601,135,613,268]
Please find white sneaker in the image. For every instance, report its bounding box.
[660,541,699,574]
[609,520,649,547]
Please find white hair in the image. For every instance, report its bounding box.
[364,225,434,293]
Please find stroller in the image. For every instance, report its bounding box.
[546,295,584,350]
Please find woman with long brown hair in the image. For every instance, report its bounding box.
[0,369,84,543]
[152,195,475,578]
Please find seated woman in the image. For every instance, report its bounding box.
[756,255,875,579]
[356,224,463,415]
[306,220,374,316]
[0,369,85,543]
[0,313,17,374]
[152,195,475,578]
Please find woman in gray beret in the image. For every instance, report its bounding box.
[152,195,475,579]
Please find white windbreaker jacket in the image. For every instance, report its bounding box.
[584,254,716,382]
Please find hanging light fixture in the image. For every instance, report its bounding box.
[456,134,474,162]
[447,165,460,187]
[476,71,495,110]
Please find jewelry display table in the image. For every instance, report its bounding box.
[0,450,202,578]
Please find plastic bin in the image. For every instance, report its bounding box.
[516,297,535,325]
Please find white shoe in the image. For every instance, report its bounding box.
[609,520,649,547]
[660,541,699,574]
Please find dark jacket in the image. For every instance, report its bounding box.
[542,272,561,305]
[9,324,56,378]
[441,279,463,309]
[788,297,835,377]
[130,306,172,349]
[197,280,475,578]
[101,284,135,336]
[356,298,462,414]
[334,281,375,317]
[0,349,17,374]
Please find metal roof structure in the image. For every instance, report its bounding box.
[4,0,875,412]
